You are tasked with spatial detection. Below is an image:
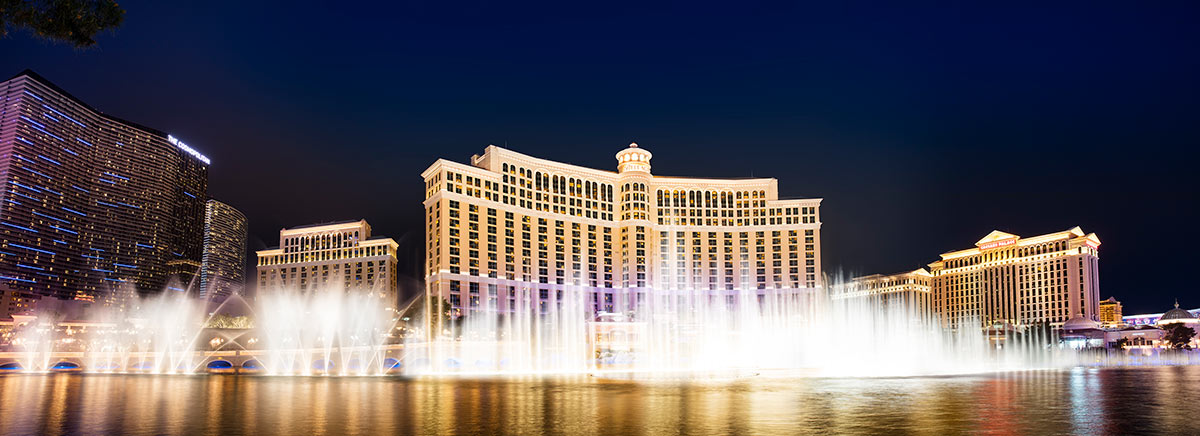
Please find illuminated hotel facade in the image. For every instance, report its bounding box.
[421,143,822,316]
[832,269,934,321]
[929,227,1101,330]
[0,70,209,303]
[199,199,247,303]
[255,220,399,310]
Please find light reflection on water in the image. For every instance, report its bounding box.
[0,367,1197,435]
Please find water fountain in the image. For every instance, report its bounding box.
[1,278,1197,377]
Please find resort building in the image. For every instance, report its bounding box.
[929,227,1101,330]
[831,269,934,321]
[199,200,248,304]
[1099,297,1123,327]
[421,143,822,317]
[0,70,210,303]
[255,220,399,311]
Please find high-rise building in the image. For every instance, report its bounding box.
[929,227,1101,330]
[255,220,399,310]
[1098,297,1123,327]
[200,199,247,303]
[0,70,209,303]
[421,144,823,316]
[831,269,934,321]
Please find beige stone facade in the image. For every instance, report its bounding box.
[255,220,398,310]
[929,227,1101,330]
[421,144,822,315]
[833,269,934,321]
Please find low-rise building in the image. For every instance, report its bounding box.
[1099,297,1123,327]
[831,269,934,322]
[255,220,399,311]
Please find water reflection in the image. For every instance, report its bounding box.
[0,367,1196,435]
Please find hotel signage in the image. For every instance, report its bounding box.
[167,135,211,165]
[979,238,1017,250]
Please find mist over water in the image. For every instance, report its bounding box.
[3,280,1198,377]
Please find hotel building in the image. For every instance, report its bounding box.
[255,220,399,310]
[199,200,247,303]
[421,143,822,316]
[831,269,934,321]
[0,70,209,302]
[1098,297,1123,327]
[929,227,1101,330]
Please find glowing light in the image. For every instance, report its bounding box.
[167,135,211,165]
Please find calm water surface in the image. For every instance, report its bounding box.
[0,367,1197,435]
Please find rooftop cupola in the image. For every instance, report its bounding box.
[615,142,652,174]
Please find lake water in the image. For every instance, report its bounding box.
[0,367,1196,435]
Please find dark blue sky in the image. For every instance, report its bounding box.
[3,1,1197,313]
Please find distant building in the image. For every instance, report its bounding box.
[831,269,934,322]
[255,220,398,310]
[1099,297,1123,327]
[929,227,1101,330]
[0,70,210,302]
[199,200,247,303]
[0,289,41,318]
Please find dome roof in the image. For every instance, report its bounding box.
[1062,315,1101,331]
[1159,301,1196,323]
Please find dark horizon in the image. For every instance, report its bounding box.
[3,1,1197,314]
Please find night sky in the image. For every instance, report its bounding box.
[3,2,1197,314]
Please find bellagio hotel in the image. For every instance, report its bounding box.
[421,143,822,315]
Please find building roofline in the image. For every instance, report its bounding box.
[8,69,172,138]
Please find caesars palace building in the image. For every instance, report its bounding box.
[421,143,822,315]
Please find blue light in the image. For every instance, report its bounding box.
[81,254,101,260]
[93,268,115,273]
[44,114,59,122]
[2,222,39,233]
[167,286,185,292]
[70,185,89,193]
[29,125,65,142]
[14,154,36,164]
[53,240,68,245]
[42,105,85,127]
[16,264,44,270]
[98,178,117,185]
[136,243,154,248]
[62,147,79,156]
[22,167,53,179]
[183,191,197,199]
[104,172,130,181]
[61,207,87,217]
[19,115,46,129]
[42,187,63,196]
[6,199,20,206]
[22,90,44,101]
[103,278,125,282]
[117,202,142,209]
[13,182,43,193]
[33,211,70,223]
[0,275,36,283]
[12,192,39,202]
[16,137,35,146]
[9,243,55,255]
[37,155,62,166]
[89,247,104,252]
[76,138,93,147]
[97,200,120,208]
[114,263,138,269]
